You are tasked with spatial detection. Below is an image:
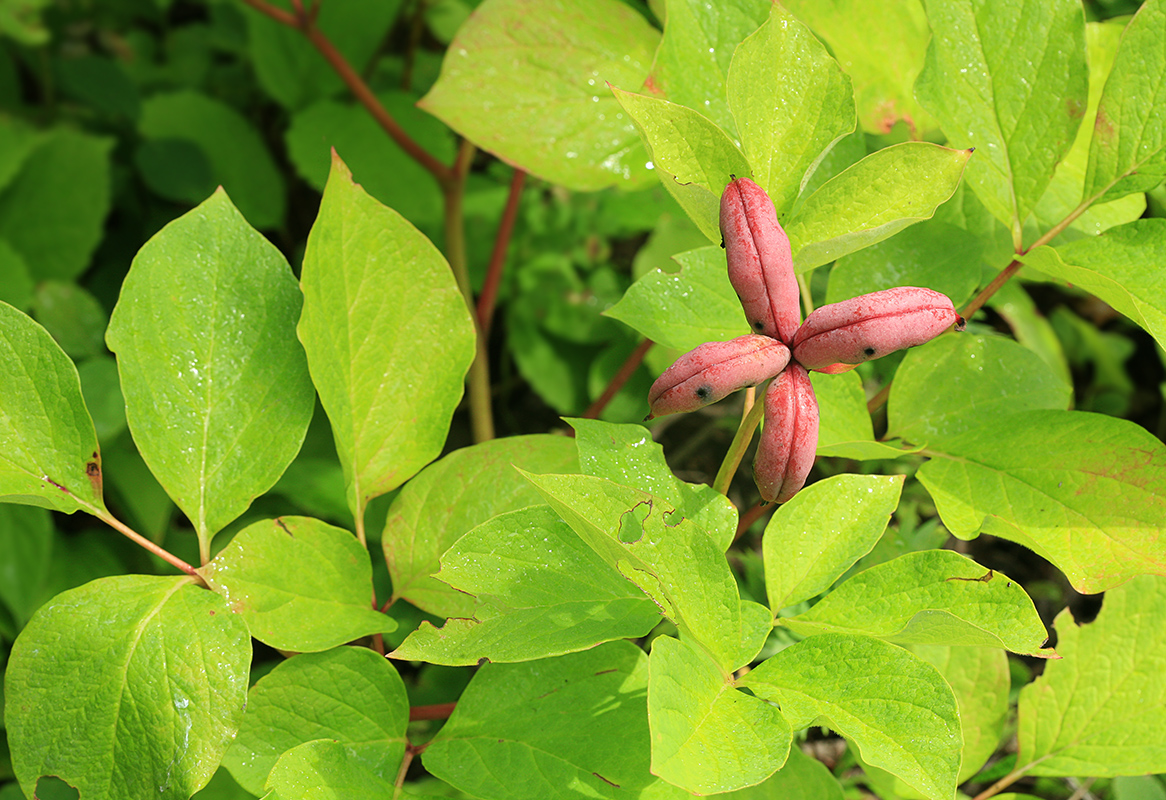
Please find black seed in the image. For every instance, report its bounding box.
[863,347,876,356]
[695,385,712,399]
[753,320,765,331]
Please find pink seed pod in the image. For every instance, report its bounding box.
[721,177,801,344]
[754,363,819,504]
[792,287,964,371]
[647,334,791,419]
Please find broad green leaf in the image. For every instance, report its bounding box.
[242,0,402,110]
[764,474,904,612]
[786,551,1053,655]
[611,86,751,242]
[787,143,971,272]
[0,128,112,281]
[915,0,1087,234]
[812,371,915,461]
[649,635,790,794]
[135,139,217,206]
[198,516,395,652]
[570,418,737,550]
[742,633,961,800]
[1022,220,1166,353]
[139,91,286,229]
[826,220,982,309]
[918,409,1166,594]
[889,334,1071,445]
[726,3,856,217]
[391,506,659,665]
[784,0,934,136]
[523,471,760,671]
[0,116,40,192]
[1018,575,1166,776]
[1083,0,1166,202]
[0,504,52,626]
[31,280,108,360]
[383,434,577,618]
[298,153,475,522]
[105,189,314,550]
[263,740,396,800]
[915,645,1009,783]
[423,642,656,800]
[285,92,453,227]
[987,281,1072,387]
[0,301,105,515]
[6,575,250,800]
[645,0,770,137]
[605,245,749,353]
[419,0,658,191]
[223,647,408,796]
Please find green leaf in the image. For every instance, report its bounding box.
[569,418,737,550]
[917,409,1166,594]
[263,740,395,800]
[390,506,659,665]
[645,0,770,137]
[0,239,33,312]
[787,143,971,272]
[786,550,1053,655]
[888,334,1072,446]
[242,0,402,111]
[139,91,286,229]
[422,642,656,800]
[198,516,395,652]
[6,575,250,800]
[764,474,904,612]
[605,245,749,353]
[0,115,40,193]
[826,220,983,309]
[105,189,314,550]
[812,371,914,461]
[1017,575,1166,776]
[915,645,1009,783]
[382,435,578,617]
[223,646,408,796]
[726,3,856,217]
[523,472,759,671]
[31,280,108,360]
[419,0,659,191]
[0,504,52,627]
[135,139,217,206]
[648,635,790,794]
[1083,0,1166,202]
[298,152,475,522]
[0,302,105,515]
[611,86,751,242]
[915,0,1087,233]
[285,92,453,226]
[77,355,128,445]
[742,633,961,800]
[0,128,112,281]
[784,0,934,136]
[1022,220,1166,354]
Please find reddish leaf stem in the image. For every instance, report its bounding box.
[98,511,204,583]
[410,702,457,721]
[477,168,527,336]
[734,501,770,542]
[583,338,654,419]
[239,0,454,186]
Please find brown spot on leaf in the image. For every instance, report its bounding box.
[593,773,620,788]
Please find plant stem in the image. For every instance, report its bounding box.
[734,501,770,542]
[583,338,654,419]
[866,381,893,415]
[392,745,416,798]
[98,511,203,582]
[797,272,815,316]
[713,383,770,497]
[477,168,527,336]
[970,766,1027,800]
[410,702,457,721]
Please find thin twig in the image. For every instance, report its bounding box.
[970,766,1028,800]
[410,702,457,721]
[98,511,203,582]
[584,338,655,419]
[713,381,770,497]
[239,0,454,185]
[477,169,527,336]
[734,501,770,542]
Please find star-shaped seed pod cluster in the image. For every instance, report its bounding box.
[647,177,965,503]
